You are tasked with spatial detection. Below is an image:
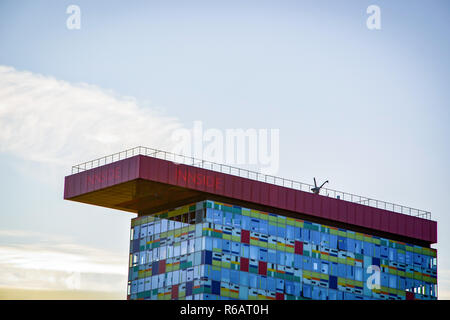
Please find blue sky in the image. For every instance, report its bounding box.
[0,0,449,298]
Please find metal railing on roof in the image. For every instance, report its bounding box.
[70,146,431,220]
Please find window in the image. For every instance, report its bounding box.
[286,225,295,239]
[222,239,230,253]
[250,219,259,232]
[242,216,251,229]
[268,223,277,236]
[285,253,294,267]
[338,236,347,251]
[161,219,168,232]
[330,234,337,249]
[232,214,241,228]
[222,268,230,283]
[277,225,286,238]
[240,272,249,286]
[213,209,223,225]
[213,238,222,251]
[249,273,257,288]
[224,212,232,226]
[321,261,329,274]
[250,246,258,260]
[230,269,239,284]
[347,238,355,253]
[267,277,276,291]
[311,231,320,245]
[303,284,311,298]
[241,244,249,258]
[181,241,188,255]
[268,249,277,264]
[260,220,268,234]
[206,208,214,222]
[320,232,329,247]
[232,242,240,255]
[363,241,373,256]
[259,248,268,262]
[355,267,363,281]
[277,251,285,266]
[294,254,302,269]
[295,227,302,241]
[276,279,284,292]
[303,229,310,242]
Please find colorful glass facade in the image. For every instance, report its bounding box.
[127,200,437,300]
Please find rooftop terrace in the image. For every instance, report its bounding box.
[70,146,431,220]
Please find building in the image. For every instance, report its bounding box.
[63,147,438,300]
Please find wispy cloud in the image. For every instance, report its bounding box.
[0,229,128,294]
[0,65,182,167]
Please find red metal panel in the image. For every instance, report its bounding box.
[118,158,129,184]
[100,165,108,190]
[241,229,250,244]
[363,207,373,229]
[258,261,267,275]
[251,180,261,203]
[64,155,437,244]
[380,211,390,233]
[105,163,116,188]
[167,162,178,186]
[414,218,422,239]
[388,213,397,234]
[397,212,406,235]
[295,192,304,213]
[346,202,356,226]
[197,168,209,193]
[372,208,381,230]
[294,241,303,255]
[203,168,215,194]
[354,206,364,227]
[278,187,287,210]
[177,166,188,188]
[422,220,430,242]
[157,158,169,184]
[336,200,345,223]
[172,285,178,299]
[321,197,330,220]
[186,166,198,190]
[276,293,284,300]
[303,193,313,215]
[72,172,81,197]
[232,176,242,200]
[223,174,233,198]
[286,189,296,212]
[214,172,226,195]
[430,221,437,243]
[159,259,166,274]
[81,170,90,194]
[93,167,102,191]
[269,184,278,207]
[145,157,158,182]
[260,183,270,206]
[240,257,249,272]
[312,196,322,218]
[63,177,70,199]
[128,157,137,182]
[242,179,252,202]
[405,216,414,238]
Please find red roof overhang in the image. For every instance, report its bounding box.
[64,155,437,245]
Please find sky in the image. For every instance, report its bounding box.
[0,0,449,299]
